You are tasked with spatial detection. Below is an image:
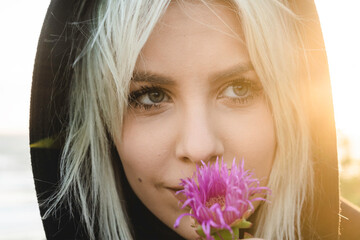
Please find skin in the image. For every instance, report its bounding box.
[116,1,275,239]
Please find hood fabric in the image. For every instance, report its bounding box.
[30,0,342,239]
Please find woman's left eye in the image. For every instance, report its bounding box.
[218,80,262,105]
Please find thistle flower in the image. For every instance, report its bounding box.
[173,158,270,240]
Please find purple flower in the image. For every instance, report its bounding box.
[173,158,269,240]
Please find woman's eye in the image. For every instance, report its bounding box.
[128,86,170,110]
[219,80,262,105]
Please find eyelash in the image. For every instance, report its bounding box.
[127,79,262,111]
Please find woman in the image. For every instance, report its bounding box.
[30,0,359,239]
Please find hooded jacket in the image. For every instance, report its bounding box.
[30,0,359,239]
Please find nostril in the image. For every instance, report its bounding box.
[180,155,221,165]
[181,156,191,163]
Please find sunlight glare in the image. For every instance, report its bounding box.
[315,0,360,161]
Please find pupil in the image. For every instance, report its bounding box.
[233,84,248,96]
[149,90,164,103]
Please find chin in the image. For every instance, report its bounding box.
[172,215,199,240]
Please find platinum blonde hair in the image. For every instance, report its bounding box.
[45,0,313,239]
[232,1,314,239]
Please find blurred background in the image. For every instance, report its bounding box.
[0,0,359,239]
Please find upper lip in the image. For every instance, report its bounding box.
[167,186,184,192]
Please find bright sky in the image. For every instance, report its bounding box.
[315,0,360,160]
[0,0,49,135]
[0,0,359,158]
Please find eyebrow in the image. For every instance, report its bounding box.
[132,62,254,85]
[131,72,176,85]
[211,63,254,81]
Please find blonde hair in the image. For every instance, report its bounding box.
[232,1,314,239]
[44,0,314,239]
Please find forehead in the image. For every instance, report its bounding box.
[136,0,248,77]
[157,1,241,35]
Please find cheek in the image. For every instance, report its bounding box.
[220,104,276,181]
[116,114,176,188]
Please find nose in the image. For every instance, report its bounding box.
[175,105,224,164]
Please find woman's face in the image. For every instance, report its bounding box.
[116,1,276,239]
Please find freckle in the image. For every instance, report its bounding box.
[138,178,142,183]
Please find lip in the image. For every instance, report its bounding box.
[167,187,187,202]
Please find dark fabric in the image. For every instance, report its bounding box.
[30,0,341,239]
[30,0,89,239]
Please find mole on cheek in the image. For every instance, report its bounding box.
[138,178,142,183]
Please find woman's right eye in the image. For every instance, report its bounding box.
[128,86,170,110]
